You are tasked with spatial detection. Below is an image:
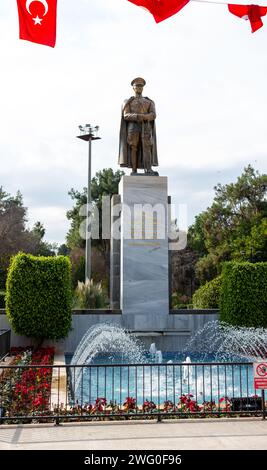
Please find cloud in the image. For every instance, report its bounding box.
[27,205,69,244]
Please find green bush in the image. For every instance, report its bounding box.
[73,279,108,309]
[220,262,267,327]
[192,276,222,309]
[0,290,5,308]
[6,253,72,340]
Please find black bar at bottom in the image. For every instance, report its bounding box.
[0,450,264,467]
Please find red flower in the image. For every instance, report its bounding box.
[143,400,156,412]
[123,397,136,411]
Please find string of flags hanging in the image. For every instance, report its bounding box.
[129,0,267,31]
[16,0,267,48]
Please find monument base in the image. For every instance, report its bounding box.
[119,175,169,316]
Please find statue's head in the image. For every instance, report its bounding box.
[131,77,146,95]
[131,77,146,87]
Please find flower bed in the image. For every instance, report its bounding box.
[52,393,263,421]
[0,347,54,421]
[1,354,264,423]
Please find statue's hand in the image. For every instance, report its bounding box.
[137,114,144,122]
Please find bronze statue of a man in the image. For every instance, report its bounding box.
[118,77,158,175]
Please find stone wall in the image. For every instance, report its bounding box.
[0,309,219,354]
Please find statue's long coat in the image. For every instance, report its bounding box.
[118,97,159,169]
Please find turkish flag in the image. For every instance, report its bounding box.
[228,4,267,32]
[17,0,57,47]
[128,0,189,23]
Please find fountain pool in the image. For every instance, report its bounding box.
[67,322,266,410]
[66,354,256,408]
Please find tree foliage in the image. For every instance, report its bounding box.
[0,188,56,288]
[188,165,267,284]
[66,168,124,250]
[57,243,70,256]
[32,221,57,256]
[0,187,38,271]
[91,168,125,210]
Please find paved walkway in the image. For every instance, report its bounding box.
[0,418,266,450]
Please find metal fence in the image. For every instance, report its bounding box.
[0,330,10,361]
[0,361,265,423]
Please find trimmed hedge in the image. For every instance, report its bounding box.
[192,276,222,309]
[220,262,267,327]
[6,253,72,340]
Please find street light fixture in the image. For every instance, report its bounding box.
[77,124,101,281]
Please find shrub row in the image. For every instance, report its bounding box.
[193,262,267,327]
[5,254,267,336]
[6,253,72,340]
[220,261,267,328]
[192,276,222,309]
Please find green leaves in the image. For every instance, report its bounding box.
[66,168,124,250]
[192,276,222,309]
[220,262,267,327]
[188,165,267,284]
[91,168,125,210]
[6,253,72,340]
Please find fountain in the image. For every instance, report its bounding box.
[70,324,146,399]
[184,320,267,361]
[149,343,163,363]
[149,343,157,355]
[71,323,145,365]
[182,356,192,384]
[68,321,267,407]
[156,350,163,363]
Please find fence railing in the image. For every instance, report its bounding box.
[0,330,10,361]
[0,361,265,423]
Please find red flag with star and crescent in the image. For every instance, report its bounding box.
[16,0,57,47]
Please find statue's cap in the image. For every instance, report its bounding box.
[131,77,146,86]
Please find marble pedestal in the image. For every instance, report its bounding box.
[119,175,169,316]
[110,194,121,309]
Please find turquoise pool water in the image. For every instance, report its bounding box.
[66,353,256,407]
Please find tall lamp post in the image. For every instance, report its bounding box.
[77,124,101,281]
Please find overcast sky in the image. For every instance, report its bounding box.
[0,0,266,244]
